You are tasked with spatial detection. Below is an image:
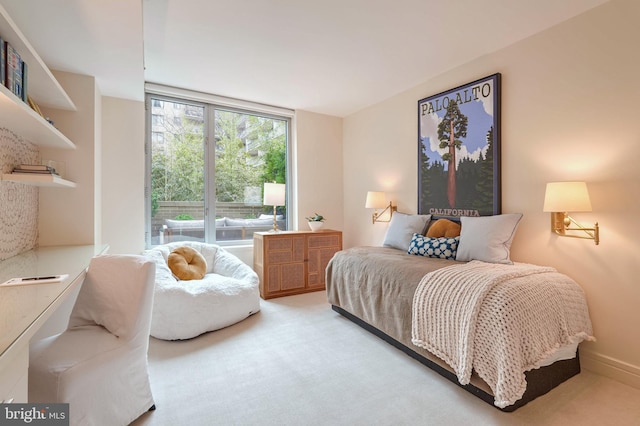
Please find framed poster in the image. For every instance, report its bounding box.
[418,73,501,218]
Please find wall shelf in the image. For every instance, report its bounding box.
[0,4,75,111]
[0,3,76,150]
[0,85,75,149]
[2,173,76,188]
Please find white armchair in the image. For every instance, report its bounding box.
[28,254,156,425]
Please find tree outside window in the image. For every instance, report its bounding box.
[147,96,288,246]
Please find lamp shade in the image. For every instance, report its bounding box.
[263,183,286,206]
[543,182,592,212]
[365,191,387,209]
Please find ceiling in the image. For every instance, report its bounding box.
[2,0,609,117]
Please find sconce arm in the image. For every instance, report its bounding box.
[551,212,599,245]
[372,202,397,224]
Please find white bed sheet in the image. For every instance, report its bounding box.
[537,342,578,368]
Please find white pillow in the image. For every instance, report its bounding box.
[258,214,284,220]
[382,212,431,250]
[455,214,523,264]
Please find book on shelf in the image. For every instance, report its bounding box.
[12,165,59,176]
[13,54,23,101]
[11,170,60,176]
[21,60,27,101]
[27,95,44,117]
[1,37,5,87]
[16,164,54,171]
[6,42,18,93]
[5,41,26,101]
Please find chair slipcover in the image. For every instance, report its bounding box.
[29,254,156,425]
[145,241,260,340]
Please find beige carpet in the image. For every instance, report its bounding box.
[133,291,640,426]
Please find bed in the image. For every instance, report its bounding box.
[326,214,594,411]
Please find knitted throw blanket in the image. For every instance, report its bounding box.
[411,260,594,408]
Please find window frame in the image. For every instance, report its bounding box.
[144,86,293,249]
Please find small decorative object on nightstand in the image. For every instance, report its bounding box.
[306,213,325,231]
[253,230,342,299]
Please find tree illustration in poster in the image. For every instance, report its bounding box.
[418,73,501,218]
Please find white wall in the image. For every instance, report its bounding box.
[343,92,419,248]
[295,111,344,232]
[39,72,98,247]
[101,97,145,254]
[342,0,640,388]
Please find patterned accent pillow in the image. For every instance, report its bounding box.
[407,234,459,260]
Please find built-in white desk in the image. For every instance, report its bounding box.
[0,245,108,403]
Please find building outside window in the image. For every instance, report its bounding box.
[145,92,290,247]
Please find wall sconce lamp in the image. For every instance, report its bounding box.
[543,181,599,245]
[263,182,286,232]
[365,191,397,224]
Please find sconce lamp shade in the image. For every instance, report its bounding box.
[365,191,387,209]
[263,183,286,206]
[543,182,592,212]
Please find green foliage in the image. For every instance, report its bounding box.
[151,191,159,217]
[422,160,447,209]
[456,157,481,206]
[175,214,194,220]
[215,110,287,201]
[151,104,287,206]
[151,114,204,202]
[262,140,286,184]
[306,213,325,222]
[473,126,495,214]
[437,101,468,146]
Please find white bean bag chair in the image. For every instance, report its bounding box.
[145,241,260,340]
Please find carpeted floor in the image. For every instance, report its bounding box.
[132,291,640,426]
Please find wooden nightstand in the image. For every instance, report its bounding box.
[253,230,342,299]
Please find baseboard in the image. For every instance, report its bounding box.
[580,348,640,389]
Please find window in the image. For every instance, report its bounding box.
[145,91,290,247]
[151,132,164,144]
[151,114,164,127]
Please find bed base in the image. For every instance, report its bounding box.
[331,304,581,412]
